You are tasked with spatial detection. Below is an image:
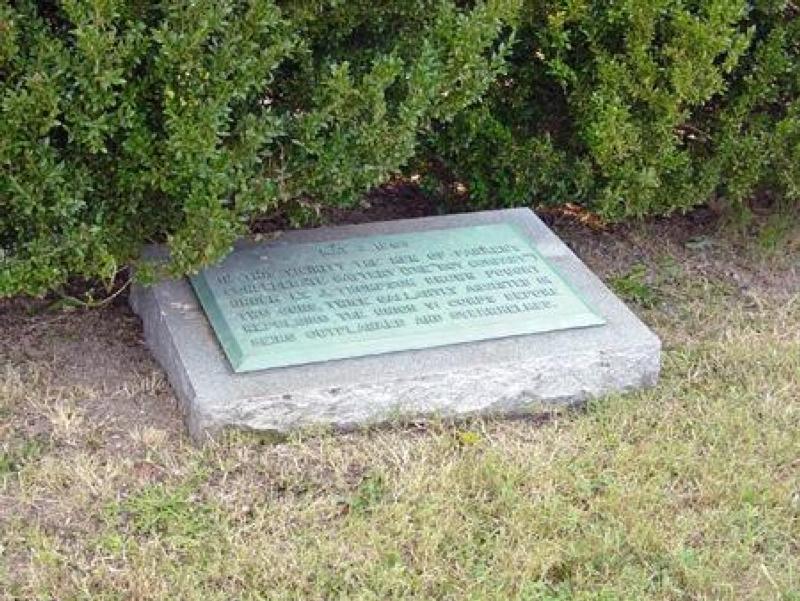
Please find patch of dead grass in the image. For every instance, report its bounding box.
[1,212,799,600]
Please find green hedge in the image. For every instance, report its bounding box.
[1,1,798,298]
[0,0,518,296]
[426,0,800,220]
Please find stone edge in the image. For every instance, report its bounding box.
[131,208,662,443]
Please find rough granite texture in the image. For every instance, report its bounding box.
[130,208,661,442]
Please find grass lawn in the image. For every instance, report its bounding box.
[1,208,799,600]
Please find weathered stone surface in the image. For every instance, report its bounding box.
[131,208,661,442]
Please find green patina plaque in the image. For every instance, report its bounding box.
[191,223,605,372]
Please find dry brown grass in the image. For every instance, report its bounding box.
[1,210,799,600]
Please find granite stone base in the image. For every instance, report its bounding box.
[130,208,661,442]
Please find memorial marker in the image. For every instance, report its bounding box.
[190,223,604,372]
[132,209,661,442]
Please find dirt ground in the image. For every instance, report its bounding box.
[0,189,797,449]
[2,190,799,600]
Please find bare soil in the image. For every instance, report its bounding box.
[1,188,799,600]
[1,187,798,450]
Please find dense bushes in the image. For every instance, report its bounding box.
[1,1,798,297]
[426,0,800,220]
[0,0,518,296]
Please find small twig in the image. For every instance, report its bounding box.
[54,275,132,310]
[760,564,781,593]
